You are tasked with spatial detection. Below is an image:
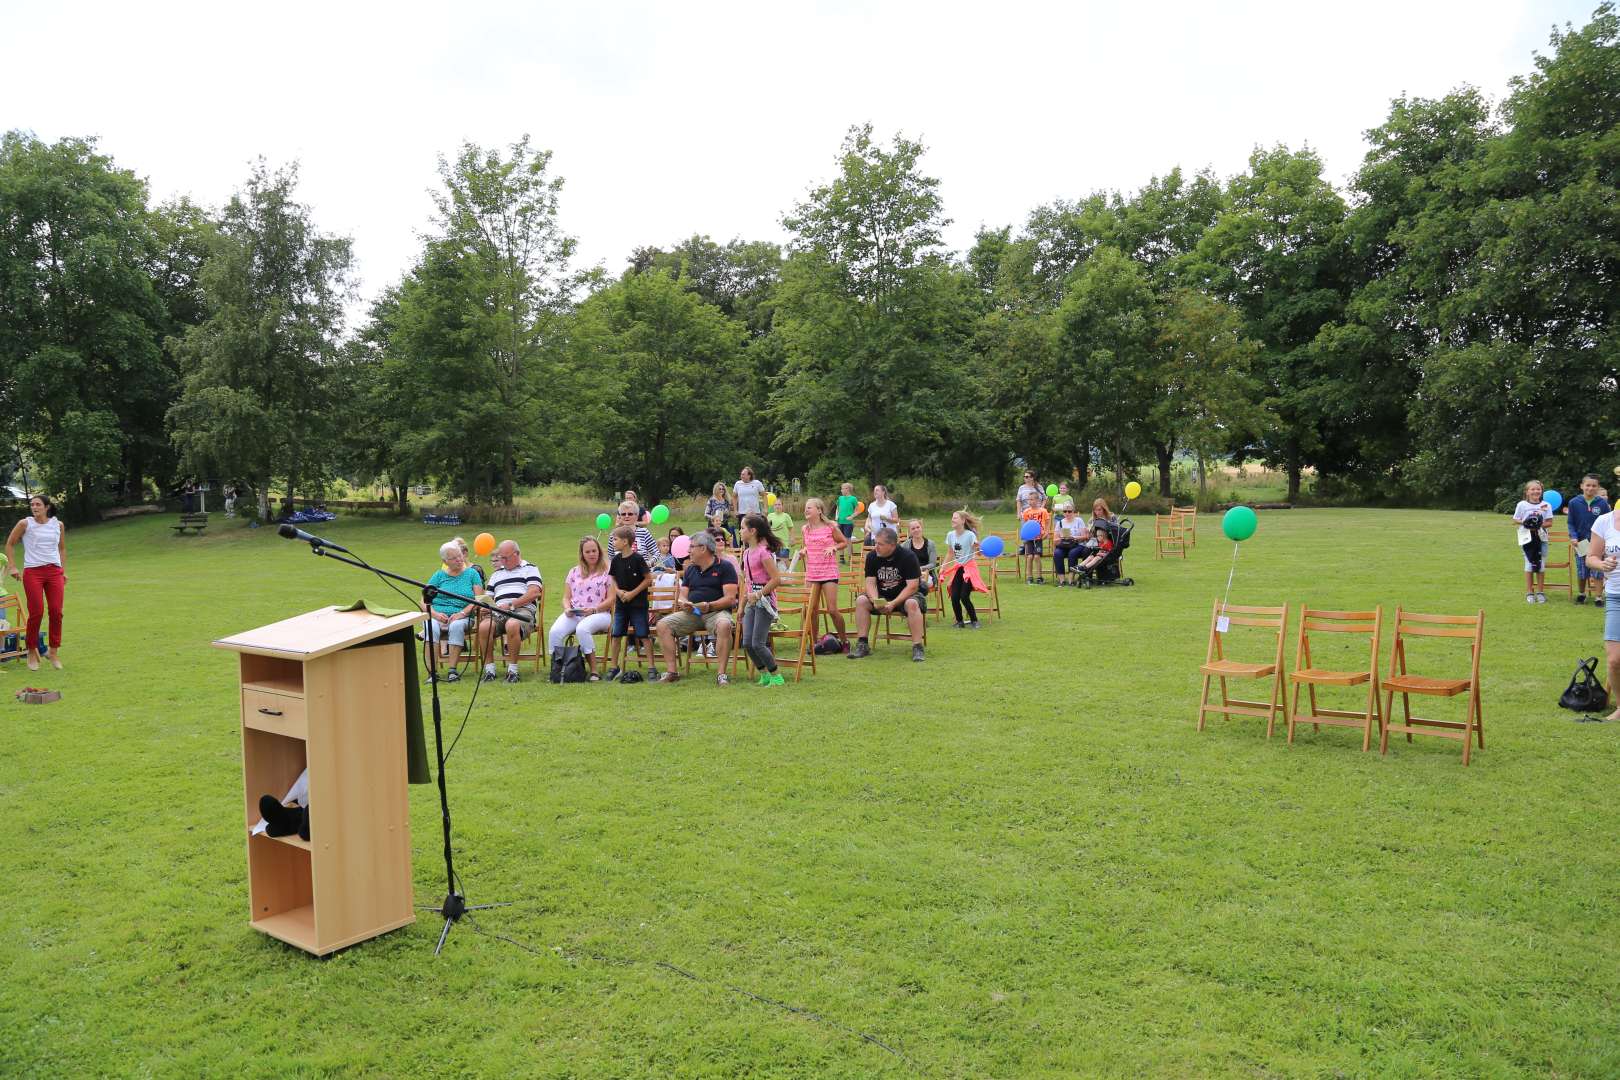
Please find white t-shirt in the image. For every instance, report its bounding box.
[865,499,898,537]
[1513,499,1553,545]
[945,529,977,563]
[1016,484,1040,512]
[1058,516,1088,540]
[1589,513,1620,595]
[734,479,765,515]
[22,517,62,568]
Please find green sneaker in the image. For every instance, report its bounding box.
[770,673,787,686]
[757,673,771,686]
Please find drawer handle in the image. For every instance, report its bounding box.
[257,707,284,717]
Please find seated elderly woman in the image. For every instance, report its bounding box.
[423,539,485,681]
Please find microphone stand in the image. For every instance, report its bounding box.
[298,542,533,955]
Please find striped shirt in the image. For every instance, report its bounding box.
[487,561,542,606]
[609,526,659,564]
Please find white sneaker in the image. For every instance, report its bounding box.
[703,642,716,658]
[1527,593,1537,604]
[1535,592,1548,604]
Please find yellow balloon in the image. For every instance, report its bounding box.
[766,491,777,507]
[1124,481,1142,500]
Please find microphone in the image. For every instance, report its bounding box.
[277,523,351,554]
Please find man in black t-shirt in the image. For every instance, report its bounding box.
[849,527,925,662]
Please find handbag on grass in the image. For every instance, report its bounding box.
[551,640,588,684]
[1558,656,1609,713]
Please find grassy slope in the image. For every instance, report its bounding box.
[1,508,1616,1079]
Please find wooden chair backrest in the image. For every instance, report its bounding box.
[1206,600,1287,664]
[1295,605,1381,672]
[1388,607,1484,678]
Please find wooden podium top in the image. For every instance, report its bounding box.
[213,605,426,661]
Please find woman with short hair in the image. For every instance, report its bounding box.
[423,539,484,680]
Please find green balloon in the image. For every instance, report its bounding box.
[1222,505,1258,542]
[1045,483,1059,498]
[595,512,612,530]
[649,504,670,525]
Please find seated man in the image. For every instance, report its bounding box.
[477,539,542,684]
[653,531,739,685]
[849,526,925,662]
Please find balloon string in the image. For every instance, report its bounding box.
[1220,541,1239,617]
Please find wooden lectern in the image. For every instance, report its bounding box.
[214,606,425,956]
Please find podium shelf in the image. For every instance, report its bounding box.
[253,904,316,951]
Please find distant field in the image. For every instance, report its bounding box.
[2,507,1615,1078]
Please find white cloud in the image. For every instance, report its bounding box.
[3,0,1594,317]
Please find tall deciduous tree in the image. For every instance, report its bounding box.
[1156,289,1269,498]
[167,160,353,519]
[0,132,170,519]
[772,125,983,488]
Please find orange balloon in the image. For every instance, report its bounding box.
[473,532,496,556]
[855,501,865,515]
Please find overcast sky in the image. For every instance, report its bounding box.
[5,0,1598,315]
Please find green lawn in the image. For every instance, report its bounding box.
[3,508,1616,1078]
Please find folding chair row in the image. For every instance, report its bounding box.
[1196,602,1486,764]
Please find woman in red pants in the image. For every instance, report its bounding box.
[5,495,65,671]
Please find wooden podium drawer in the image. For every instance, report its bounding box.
[243,689,308,740]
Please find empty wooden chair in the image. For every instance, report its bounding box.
[1381,608,1485,765]
[1287,606,1383,750]
[1174,506,1198,547]
[1155,514,1187,560]
[1542,525,1573,599]
[1196,601,1289,737]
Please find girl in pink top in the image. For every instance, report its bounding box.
[800,497,850,649]
[739,513,785,684]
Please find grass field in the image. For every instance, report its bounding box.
[3,508,1617,1078]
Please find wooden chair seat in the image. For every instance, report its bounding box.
[1383,673,1470,696]
[1196,602,1288,736]
[1200,658,1275,677]
[1291,667,1370,686]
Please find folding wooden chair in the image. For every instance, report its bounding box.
[1287,605,1383,750]
[761,584,819,682]
[1174,506,1198,547]
[0,594,25,662]
[679,606,744,678]
[875,592,929,647]
[990,533,1022,579]
[481,589,547,676]
[975,557,1003,620]
[644,584,681,672]
[1155,514,1188,560]
[1380,608,1485,765]
[1196,601,1289,737]
[1542,526,1573,599]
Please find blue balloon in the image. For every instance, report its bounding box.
[980,535,1005,558]
[1546,489,1563,511]
[1019,519,1042,542]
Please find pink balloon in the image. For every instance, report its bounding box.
[671,535,691,558]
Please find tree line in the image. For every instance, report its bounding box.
[2,8,1615,521]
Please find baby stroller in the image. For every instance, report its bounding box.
[1078,518,1135,588]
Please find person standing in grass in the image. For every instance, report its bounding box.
[607,501,659,563]
[1568,474,1610,606]
[706,483,734,544]
[732,466,766,524]
[1513,480,1553,604]
[941,508,988,629]
[1019,491,1051,584]
[767,499,796,571]
[5,495,65,671]
[739,513,785,685]
[604,525,651,683]
[1584,506,1620,718]
[800,497,850,651]
[1016,470,1040,517]
[835,482,859,564]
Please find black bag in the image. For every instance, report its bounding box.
[1558,656,1609,713]
[551,642,588,684]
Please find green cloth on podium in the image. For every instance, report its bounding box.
[337,600,431,784]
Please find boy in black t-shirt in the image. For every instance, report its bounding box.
[606,525,651,681]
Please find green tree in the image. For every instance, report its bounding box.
[771,126,984,489]
[571,269,745,504]
[0,132,170,519]
[1156,289,1269,499]
[167,160,353,519]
